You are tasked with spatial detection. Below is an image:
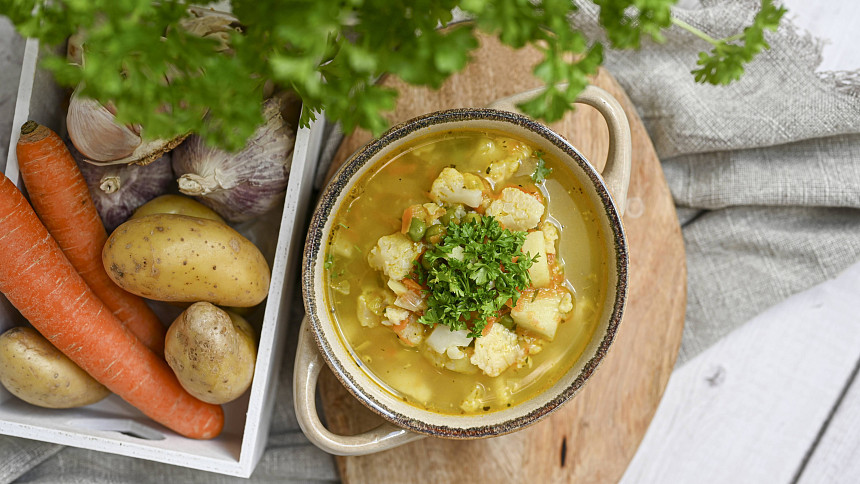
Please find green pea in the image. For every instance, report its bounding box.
[424,224,446,243]
[440,204,463,226]
[499,314,516,330]
[439,211,455,227]
[421,255,434,270]
[463,213,482,224]
[407,217,426,242]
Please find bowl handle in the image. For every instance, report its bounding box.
[488,84,631,217]
[294,316,425,455]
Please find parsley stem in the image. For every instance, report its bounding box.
[671,17,720,47]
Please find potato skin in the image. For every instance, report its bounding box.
[165,302,256,404]
[103,214,270,307]
[0,327,110,408]
[131,194,224,223]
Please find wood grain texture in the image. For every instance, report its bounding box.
[318,32,686,484]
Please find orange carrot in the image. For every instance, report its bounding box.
[401,205,419,234]
[0,172,223,439]
[16,121,165,355]
[401,277,424,292]
[482,317,498,337]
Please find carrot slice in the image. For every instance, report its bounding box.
[0,172,223,439]
[401,205,419,234]
[482,317,497,337]
[16,121,165,355]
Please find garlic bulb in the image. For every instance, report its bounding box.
[66,85,188,166]
[171,95,296,223]
[70,143,174,231]
[180,7,240,53]
[68,88,141,162]
[67,31,85,66]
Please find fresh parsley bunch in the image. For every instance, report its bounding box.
[415,216,536,338]
[0,0,785,151]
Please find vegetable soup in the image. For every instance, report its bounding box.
[323,128,607,415]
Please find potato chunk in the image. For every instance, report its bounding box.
[511,290,568,341]
[522,231,550,288]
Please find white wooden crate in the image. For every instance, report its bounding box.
[0,39,324,478]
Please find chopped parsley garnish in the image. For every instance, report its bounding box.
[5,1,783,150]
[531,154,553,183]
[414,216,537,338]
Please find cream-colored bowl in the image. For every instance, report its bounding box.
[296,86,631,455]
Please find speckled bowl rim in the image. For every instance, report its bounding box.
[302,108,628,439]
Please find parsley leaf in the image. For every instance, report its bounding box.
[414,216,536,338]
[531,154,553,183]
[674,0,787,85]
[593,0,674,49]
[0,0,785,151]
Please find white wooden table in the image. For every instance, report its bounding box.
[1,2,858,482]
[621,3,860,481]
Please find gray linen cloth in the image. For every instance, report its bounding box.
[2,0,860,481]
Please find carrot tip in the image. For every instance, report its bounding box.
[20,121,39,135]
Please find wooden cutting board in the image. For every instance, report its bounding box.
[318,31,686,484]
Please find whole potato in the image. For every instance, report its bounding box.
[165,302,256,404]
[131,194,225,223]
[103,214,270,307]
[0,327,110,408]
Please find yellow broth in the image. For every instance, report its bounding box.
[323,128,607,415]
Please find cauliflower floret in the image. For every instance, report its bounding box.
[393,318,425,347]
[367,233,422,281]
[470,324,525,377]
[383,306,425,346]
[383,306,410,327]
[540,221,560,255]
[486,188,545,231]
[481,137,532,185]
[423,346,478,375]
[429,167,486,208]
[486,159,520,186]
[422,203,446,224]
[519,333,545,357]
[356,289,392,328]
[559,291,574,315]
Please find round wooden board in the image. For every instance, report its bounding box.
[318,32,686,484]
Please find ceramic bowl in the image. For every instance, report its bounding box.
[295,85,631,455]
